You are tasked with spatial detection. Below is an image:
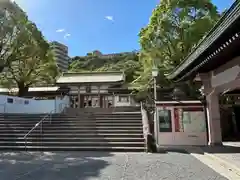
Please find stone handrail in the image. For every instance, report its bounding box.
[140,101,151,152]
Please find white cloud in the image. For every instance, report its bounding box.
[105,16,114,21]
[56,29,65,33]
[64,33,71,39]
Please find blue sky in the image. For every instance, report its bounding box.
[14,0,235,57]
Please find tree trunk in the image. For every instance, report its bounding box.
[17,82,29,97]
[0,65,5,73]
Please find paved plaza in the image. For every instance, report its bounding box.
[0,151,231,180]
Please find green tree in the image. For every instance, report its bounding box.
[132,48,171,92]
[140,0,219,67]
[135,0,220,95]
[0,0,25,72]
[0,9,59,97]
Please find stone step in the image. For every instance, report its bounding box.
[0,121,143,125]
[0,114,45,116]
[0,112,141,116]
[64,116,142,119]
[66,111,141,114]
[0,111,145,152]
[0,145,145,152]
[0,141,145,147]
[0,117,142,122]
[0,126,143,131]
[0,121,41,124]
[0,115,141,120]
[2,137,145,142]
[0,117,142,121]
[0,125,143,130]
[69,116,142,118]
[0,126,143,132]
[0,133,144,138]
[0,118,44,120]
[0,123,143,128]
[66,107,140,111]
[91,114,141,117]
[0,129,143,133]
[0,120,142,125]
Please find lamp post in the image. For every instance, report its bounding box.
[152,66,159,148]
[152,67,158,102]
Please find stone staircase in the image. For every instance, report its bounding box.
[0,109,145,151]
[65,106,141,114]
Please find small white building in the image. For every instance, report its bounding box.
[155,101,207,146]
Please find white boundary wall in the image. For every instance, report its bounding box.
[0,95,70,114]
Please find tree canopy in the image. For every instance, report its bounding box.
[0,0,25,72]
[140,0,219,65]
[134,0,220,94]
[0,1,59,97]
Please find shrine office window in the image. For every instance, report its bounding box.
[158,109,172,132]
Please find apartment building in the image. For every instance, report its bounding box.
[51,41,69,72]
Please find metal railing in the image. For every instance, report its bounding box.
[23,109,55,150]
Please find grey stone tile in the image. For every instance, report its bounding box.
[0,151,228,180]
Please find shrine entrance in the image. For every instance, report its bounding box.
[56,72,126,109]
[70,94,114,108]
[220,94,240,141]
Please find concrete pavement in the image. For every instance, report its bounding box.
[0,151,231,180]
[195,142,240,178]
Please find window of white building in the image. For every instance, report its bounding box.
[118,95,129,102]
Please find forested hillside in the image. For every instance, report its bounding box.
[69,52,141,84]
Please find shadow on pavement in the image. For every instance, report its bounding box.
[156,144,240,155]
[0,151,112,180]
[201,145,240,154]
[156,147,190,154]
